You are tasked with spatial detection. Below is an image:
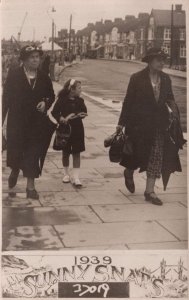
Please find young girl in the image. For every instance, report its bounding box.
[51,79,87,187]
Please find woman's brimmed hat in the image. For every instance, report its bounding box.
[20,45,43,61]
[142,47,169,63]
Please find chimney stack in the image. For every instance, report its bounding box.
[125,15,136,23]
[175,4,182,12]
[114,18,122,23]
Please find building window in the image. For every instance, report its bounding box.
[148,28,154,40]
[140,44,144,54]
[180,45,186,58]
[140,28,144,40]
[180,29,185,40]
[111,27,118,43]
[149,17,154,25]
[105,34,110,42]
[162,43,171,55]
[164,28,171,40]
[129,31,135,44]
[117,33,121,43]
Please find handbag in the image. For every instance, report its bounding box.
[104,132,117,148]
[109,131,125,163]
[122,135,133,156]
[53,123,71,151]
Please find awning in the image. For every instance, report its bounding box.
[93,45,104,50]
[40,41,63,51]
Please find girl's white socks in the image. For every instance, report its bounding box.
[64,167,69,175]
[72,168,80,180]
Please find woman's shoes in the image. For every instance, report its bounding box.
[124,169,135,193]
[26,189,39,200]
[144,192,163,206]
[8,191,17,198]
[62,175,70,183]
[8,169,19,198]
[8,169,19,188]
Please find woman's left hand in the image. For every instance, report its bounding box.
[37,101,46,113]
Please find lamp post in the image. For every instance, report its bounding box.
[68,14,72,62]
[50,6,56,80]
[170,4,174,68]
[51,6,56,57]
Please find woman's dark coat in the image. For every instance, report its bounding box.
[2,66,55,177]
[118,67,185,189]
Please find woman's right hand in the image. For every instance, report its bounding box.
[116,125,123,134]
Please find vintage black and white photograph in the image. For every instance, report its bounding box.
[1,0,188,252]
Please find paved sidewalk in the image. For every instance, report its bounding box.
[2,82,187,251]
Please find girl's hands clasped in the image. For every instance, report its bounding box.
[59,112,88,124]
[77,112,88,119]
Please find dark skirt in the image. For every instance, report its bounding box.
[63,119,85,154]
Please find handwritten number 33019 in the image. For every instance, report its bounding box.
[73,283,110,297]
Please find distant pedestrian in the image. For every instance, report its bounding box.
[51,79,87,187]
[2,45,55,199]
[116,47,185,205]
[40,53,50,75]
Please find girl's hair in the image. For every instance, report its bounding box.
[58,79,81,98]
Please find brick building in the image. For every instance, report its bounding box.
[147,4,186,69]
[54,4,186,68]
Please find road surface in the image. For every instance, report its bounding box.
[59,59,187,131]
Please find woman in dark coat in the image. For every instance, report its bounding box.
[2,45,55,199]
[117,47,185,205]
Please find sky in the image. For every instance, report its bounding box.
[0,0,188,41]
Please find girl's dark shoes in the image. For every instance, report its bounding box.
[26,189,39,200]
[124,169,135,193]
[8,169,19,188]
[144,192,163,206]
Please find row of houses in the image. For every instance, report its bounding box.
[56,4,186,69]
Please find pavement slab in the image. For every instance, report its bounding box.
[35,177,77,192]
[37,190,131,206]
[95,167,124,178]
[127,241,188,250]
[127,193,187,204]
[77,178,126,191]
[3,205,101,227]
[2,193,41,208]
[179,201,187,208]
[67,244,129,250]
[155,173,187,189]
[3,225,64,251]
[157,219,188,241]
[55,221,178,247]
[78,190,132,205]
[91,203,187,223]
